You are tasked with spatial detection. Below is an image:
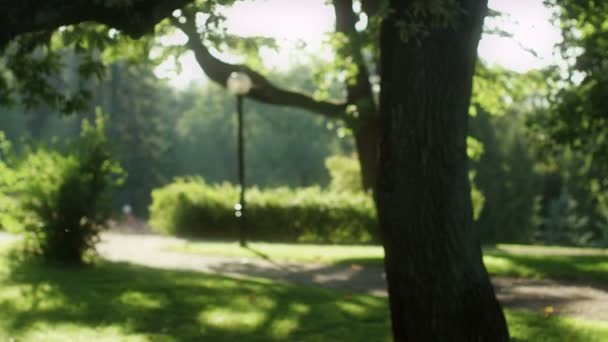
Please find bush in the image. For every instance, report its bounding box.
[325,155,363,193]
[0,113,123,263]
[149,178,378,243]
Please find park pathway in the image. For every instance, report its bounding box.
[96,232,608,322]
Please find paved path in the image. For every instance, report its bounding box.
[97,233,608,321]
[97,233,388,296]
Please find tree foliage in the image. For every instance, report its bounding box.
[538,0,608,173]
[0,59,349,216]
[469,64,608,246]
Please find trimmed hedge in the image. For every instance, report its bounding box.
[149,178,378,243]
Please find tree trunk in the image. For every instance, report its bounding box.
[376,0,509,340]
[353,117,380,193]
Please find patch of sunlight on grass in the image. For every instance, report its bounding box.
[0,282,68,315]
[483,251,608,282]
[2,241,608,341]
[576,260,608,273]
[12,322,149,342]
[266,303,311,339]
[198,309,267,331]
[506,310,608,342]
[119,291,165,309]
[497,244,608,256]
[0,241,390,341]
[166,241,384,265]
[336,300,368,318]
[483,255,537,278]
[289,302,310,314]
[268,317,300,339]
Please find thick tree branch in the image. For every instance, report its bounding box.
[172,15,348,121]
[334,0,380,191]
[0,0,193,46]
[333,0,376,116]
[361,0,382,18]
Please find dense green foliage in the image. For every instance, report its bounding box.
[511,0,608,245]
[473,110,608,246]
[324,155,363,193]
[470,109,542,243]
[0,114,122,263]
[0,60,349,217]
[468,64,608,246]
[541,0,608,172]
[149,178,377,243]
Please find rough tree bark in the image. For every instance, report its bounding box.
[353,118,380,192]
[376,0,510,340]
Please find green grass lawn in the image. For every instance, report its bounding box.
[167,241,608,283]
[1,241,608,341]
[167,241,385,265]
[0,246,391,341]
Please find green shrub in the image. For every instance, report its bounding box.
[149,178,378,243]
[325,155,363,193]
[0,113,123,263]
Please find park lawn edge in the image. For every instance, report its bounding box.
[0,242,607,341]
[164,240,608,283]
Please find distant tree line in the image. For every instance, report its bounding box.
[0,58,351,216]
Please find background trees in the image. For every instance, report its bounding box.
[1,0,608,339]
[167,0,381,190]
[0,58,350,217]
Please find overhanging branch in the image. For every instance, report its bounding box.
[334,0,376,112]
[172,15,348,121]
[0,0,193,46]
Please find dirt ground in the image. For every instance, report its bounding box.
[96,232,608,321]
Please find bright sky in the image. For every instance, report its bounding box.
[156,0,563,88]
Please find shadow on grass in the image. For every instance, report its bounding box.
[333,257,384,266]
[240,247,386,267]
[199,257,388,296]
[244,246,296,273]
[2,257,390,341]
[485,251,608,286]
[506,310,608,342]
[2,241,607,341]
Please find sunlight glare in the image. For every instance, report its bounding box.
[157,0,562,88]
[223,0,334,49]
[479,0,563,72]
